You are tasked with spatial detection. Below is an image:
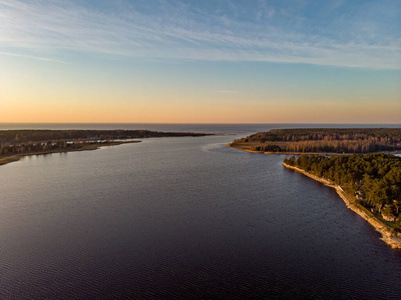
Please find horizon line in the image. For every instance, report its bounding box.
[1,122,401,125]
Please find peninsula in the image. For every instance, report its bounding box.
[0,129,213,166]
[229,128,401,154]
[283,154,401,249]
[228,128,401,249]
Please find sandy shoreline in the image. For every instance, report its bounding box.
[283,163,401,249]
[225,143,262,153]
[227,143,401,156]
[227,142,401,248]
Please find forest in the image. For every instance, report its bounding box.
[0,129,212,145]
[0,140,117,156]
[231,128,401,153]
[0,129,212,160]
[283,154,401,230]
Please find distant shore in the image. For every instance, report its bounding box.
[229,128,401,155]
[283,162,401,249]
[0,140,140,167]
[0,129,215,167]
[227,143,400,156]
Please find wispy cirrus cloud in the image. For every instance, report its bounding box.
[0,0,400,69]
[0,51,67,64]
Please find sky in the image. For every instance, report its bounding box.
[1,0,400,123]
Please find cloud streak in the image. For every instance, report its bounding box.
[0,51,67,64]
[0,0,400,69]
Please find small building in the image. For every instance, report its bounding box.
[355,191,366,202]
[382,213,396,222]
[356,194,366,201]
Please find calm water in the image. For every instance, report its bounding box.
[1,124,401,299]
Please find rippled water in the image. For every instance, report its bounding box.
[1,124,401,299]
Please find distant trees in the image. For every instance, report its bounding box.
[0,140,72,156]
[253,145,282,152]
[234,128,401,154]
[0,129,211,158]
[252,128,401,143]
[0,129,212,145]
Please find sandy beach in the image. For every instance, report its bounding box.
[283,163,401,249]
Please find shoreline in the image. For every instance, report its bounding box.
[283,162,401,249]
[0,140,140,166]
[227,143,401,156]
[225,143,262,153]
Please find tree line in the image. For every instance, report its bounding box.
[251,139,399,153]
[233,128,401,153]
[250,128,401,142]
[0,130,212,145]
[284,154,401,229]
[0,140,90,156]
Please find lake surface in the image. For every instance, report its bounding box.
[1,124,401,299]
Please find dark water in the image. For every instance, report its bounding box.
[1,124,401,299]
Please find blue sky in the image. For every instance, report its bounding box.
[1,0,400,123]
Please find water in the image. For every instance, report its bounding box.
[1,124,401,299]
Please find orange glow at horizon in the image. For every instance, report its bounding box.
[2,93,400,124]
